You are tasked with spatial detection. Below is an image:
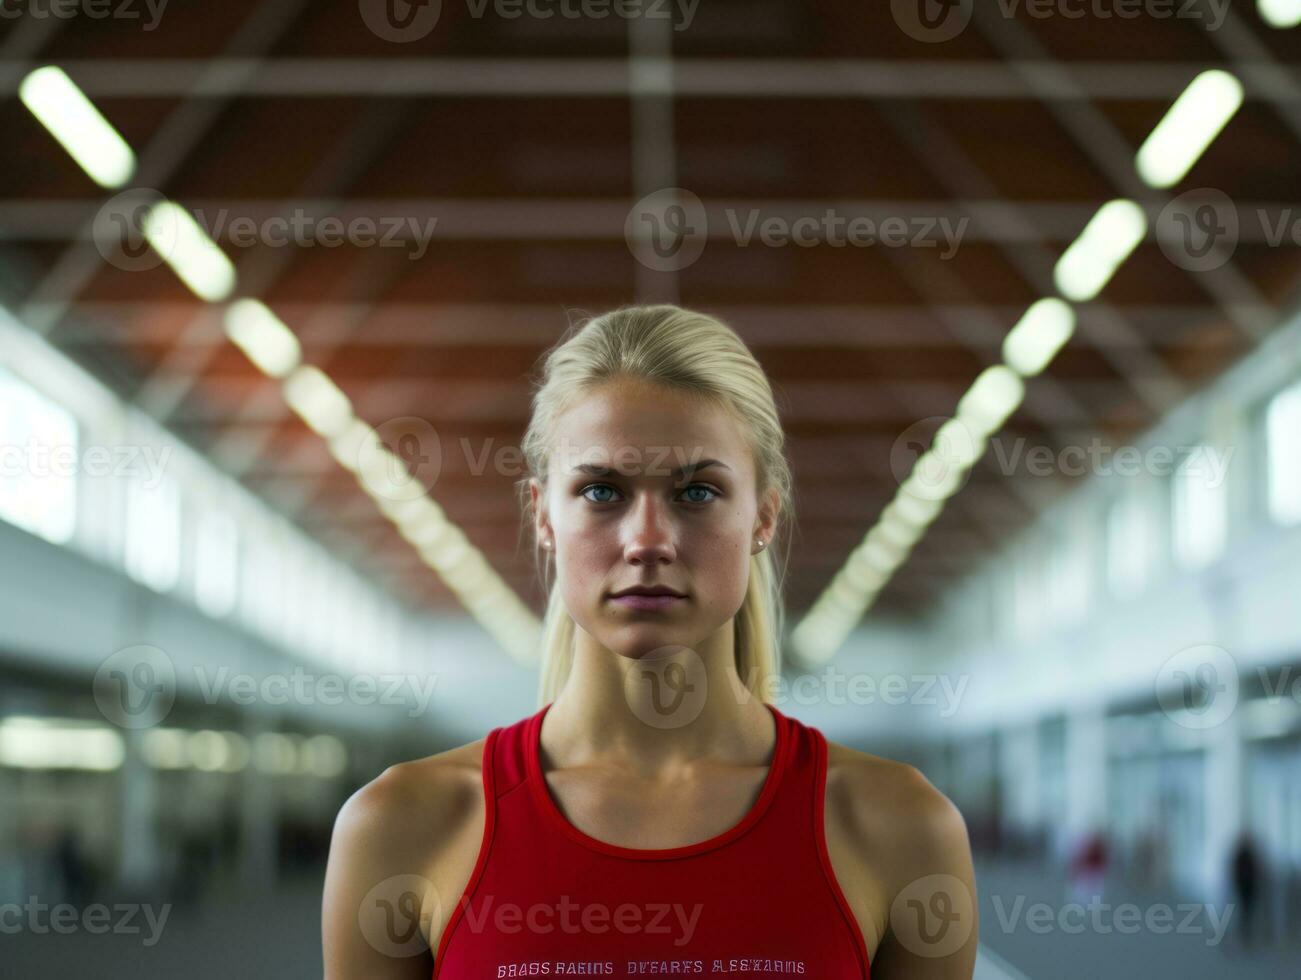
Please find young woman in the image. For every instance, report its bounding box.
[323,305,978,980]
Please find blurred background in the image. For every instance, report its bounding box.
[1,0,1300,977]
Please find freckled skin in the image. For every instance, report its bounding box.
[529,377,779,664]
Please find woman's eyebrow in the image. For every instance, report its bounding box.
[570,458,732,479]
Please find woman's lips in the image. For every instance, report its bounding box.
[609,594,685,611]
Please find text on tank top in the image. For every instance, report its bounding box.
[432,701,871,980]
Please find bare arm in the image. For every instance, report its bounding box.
[869,768,979,980]
[322,747,485,980]
[322,767,438,980]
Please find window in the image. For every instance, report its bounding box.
[1048,519,1091,622]
[1107,486,1155,597]
[0,367,78,544]
[194,509,238,618]
[1012,537,1045,636]
[1171,445,1227,569]
[124,471,181,592]
[1266,381,1301,525]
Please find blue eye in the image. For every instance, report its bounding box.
[681,484,718,504]
[578,483,719,504]
[580,484,618,504]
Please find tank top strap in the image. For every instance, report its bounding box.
[761,702,825,842]
[486,713,530,801]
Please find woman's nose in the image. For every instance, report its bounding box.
[622,494,676,564]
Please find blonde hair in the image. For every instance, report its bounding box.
[516,304,795,708]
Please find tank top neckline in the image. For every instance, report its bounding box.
[525,700,791,861]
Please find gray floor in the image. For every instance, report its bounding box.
[7,858,1299,979]
[2,870,326,980]
[976,856,1301,980]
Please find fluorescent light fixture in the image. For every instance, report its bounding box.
[144,201,237,301]
[374,491,438,525]
[861,533,907,570]
[224,299,302,378]
[956,365,1025,438]
[18,66,136,189]
[844,559,889,592]
[1002,298,1076,377]
[790,623,838,666]
[849,542,901,577]
[876,517,922,550]
[932,417,984,469]
[398,512,454,551]
[329,417,380,472]
[1259,0,1301,27]
[884,491,943,528]
[901,450,964,501]
[1053,199,1147,302]
[252,732,298,774]
[283,365,353,438]
[0,717,124,771]
[827,574,872,613]
[1136,69,1244,188]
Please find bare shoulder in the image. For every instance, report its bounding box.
[340,738,487,840]
[824,740,969,857]
[822,740,978,978]
[322,738,489,980]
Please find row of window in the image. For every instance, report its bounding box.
[0,362,419,674]
[996,378,1301,637]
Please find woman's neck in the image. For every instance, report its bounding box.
[541,624,775,778]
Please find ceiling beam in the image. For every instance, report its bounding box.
[48,302,1264,348]
[2,57,1298,99]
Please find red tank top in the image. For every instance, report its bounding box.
[432,701,871,980]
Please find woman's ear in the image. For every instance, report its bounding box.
[529,477,553,549]
[755,485,780,545]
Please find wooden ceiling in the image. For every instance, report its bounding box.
[2,0,1298,619]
